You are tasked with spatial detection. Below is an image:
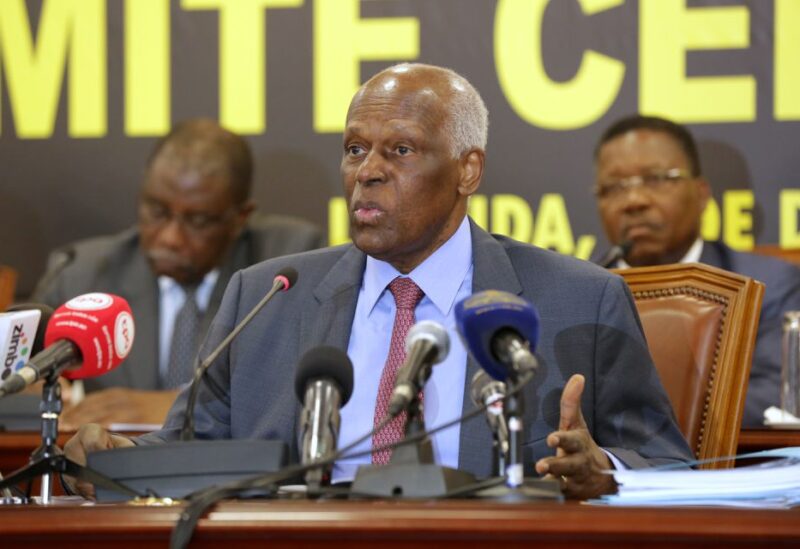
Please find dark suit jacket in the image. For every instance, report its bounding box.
[33,214,323,393]
[699,241,800,426]
[141,221,692,477]
[592,240,800,426]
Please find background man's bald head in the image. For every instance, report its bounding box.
[147,118,253,204]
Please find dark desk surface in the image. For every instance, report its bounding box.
[2,499,800,548]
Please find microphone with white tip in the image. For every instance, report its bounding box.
[295,346,354,487]
[470,369,509,476]
[387,320,450,418]
[0,294,134,398]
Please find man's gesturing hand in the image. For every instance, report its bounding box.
[534,374,618,500]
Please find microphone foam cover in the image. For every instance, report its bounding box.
[45,293,135,380]
[294,346,354,406]
[455,290,540,381]
[7,303,54,355]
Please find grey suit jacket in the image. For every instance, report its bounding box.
[142,220,692,478]
[33,214,323,392]
[699,241,800,426]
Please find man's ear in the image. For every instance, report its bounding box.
[457,148,485,197]
[696,177,712,212]
[232,200,256,236]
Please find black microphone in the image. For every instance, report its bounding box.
[470,370,509,476]
[295,346,354,488]
[180,266,298,440]
[387,320,449,417]
[598,240,632,268]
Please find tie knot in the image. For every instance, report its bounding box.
[181,284,199,305]
[388,277,424,310]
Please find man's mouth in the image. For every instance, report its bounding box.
[622,222,660,240]
[352,202,385,225]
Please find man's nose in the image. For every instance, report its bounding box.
[619,185,652,212]
[355,150,386,186]
[153,217,189,248]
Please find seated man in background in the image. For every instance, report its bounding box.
[65,64,692,500]
[34,118,323,427]
[591,114,800,426]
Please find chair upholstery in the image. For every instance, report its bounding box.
[0,265,18,312]
[613,263,764,468]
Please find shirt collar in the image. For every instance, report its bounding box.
[617,238,704,268]
[158,269,220,311]
[362,216,472,316]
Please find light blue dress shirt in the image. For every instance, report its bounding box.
[333,216,474,482]
[157,270,219,382]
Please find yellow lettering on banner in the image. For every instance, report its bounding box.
[494,0,625,130]
[640,0,755,122]
[775,0,800,120]
[468,195,489,231]
[328,196,350,246]
[0,0,106,138]
[532,194,575,254]
[491,194,534,243]
[780,189,800,248]
[313,0,419,133]
[574,235,596,261]
[125,0,170,136]
[183,0,303,134]
[700,197,721,241]
[723,190,754,250]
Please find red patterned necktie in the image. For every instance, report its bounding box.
[372,277,425,465]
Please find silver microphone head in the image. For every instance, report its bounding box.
[470,369,507,408]
[404,320,450,364]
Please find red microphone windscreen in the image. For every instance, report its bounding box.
[44,293,136,380]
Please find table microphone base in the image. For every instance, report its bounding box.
[474,477,563,501]
[351,462,477,499]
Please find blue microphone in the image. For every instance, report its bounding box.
[454,290,540,381]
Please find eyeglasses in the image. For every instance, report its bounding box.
[139,200,236,234]
[593,168,693,201]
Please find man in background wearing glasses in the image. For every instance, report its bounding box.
[33,119,322,428]
[591,114,800,427]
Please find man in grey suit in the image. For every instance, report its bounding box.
[65,65,691,500]
[591,114,800,426]
[36,119,322,427]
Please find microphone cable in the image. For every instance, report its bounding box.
[169,369,535,549]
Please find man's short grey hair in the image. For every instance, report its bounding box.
[381,63,489,158]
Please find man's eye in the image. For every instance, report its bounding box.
[397,146,410,155]
[346,144,364,156]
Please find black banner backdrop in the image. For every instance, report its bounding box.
[1,0,798,297]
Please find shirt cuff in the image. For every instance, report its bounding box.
[602,448,628,470]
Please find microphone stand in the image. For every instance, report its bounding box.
[475,369,561,502]
[351,393,477,498]
[0,375,141,504]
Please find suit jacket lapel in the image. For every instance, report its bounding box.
[295,245,365,450]
[458,220,524,477]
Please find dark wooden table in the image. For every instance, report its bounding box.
[2,499,799,548]
[738,428,800,453]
